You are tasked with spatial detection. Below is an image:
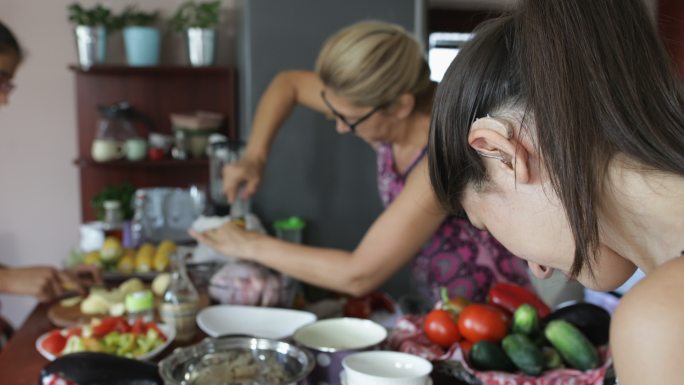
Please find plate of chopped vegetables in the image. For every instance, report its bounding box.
[36,316,174,361]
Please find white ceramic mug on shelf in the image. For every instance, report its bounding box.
[125,138,148,161]
[91,139,125,162]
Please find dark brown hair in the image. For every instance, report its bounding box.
[0,21,22,59]
[429,0,684,278]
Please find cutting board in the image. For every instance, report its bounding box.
[47,292,211,328]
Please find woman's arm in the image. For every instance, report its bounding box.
[225,71,328,202]
[194,159,446,296]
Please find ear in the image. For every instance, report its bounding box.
[392,93,415,119]
[528,262,555,280]
[468,117,530,183]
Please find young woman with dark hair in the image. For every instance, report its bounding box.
[428,0,684,382]
[0,21,101,347]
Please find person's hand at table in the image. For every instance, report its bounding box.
[0,266,77,302]
[65,264,103,290]
[222,156,265,203]
[190,221,263,259]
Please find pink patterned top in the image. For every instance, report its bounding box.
[377,144,532,303]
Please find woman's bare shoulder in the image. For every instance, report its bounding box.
[610,257,684,384]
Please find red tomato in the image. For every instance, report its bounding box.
[114,317,131,333]
[42,330,67,355]
[424,309,461,348]
[131,317,145,335]
[92,317,120,337]
[459,339,474,356]
[145,321,167,341]
[457,304,510,343]
[64,327,82,339]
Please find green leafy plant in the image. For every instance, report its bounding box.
[91,182,136,220]
[67,3,114,27]
[113,6,160,28]
[170,0,221,31]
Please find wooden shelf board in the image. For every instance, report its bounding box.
[68,64,234,76]
[74,157,209,168]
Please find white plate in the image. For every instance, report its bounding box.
[196,305,317,339]
[35,323,175,361]
[340,370,432,385]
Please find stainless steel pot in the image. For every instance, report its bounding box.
[74,25,107,69]
[186,28,216,67]
[158,336,314,385]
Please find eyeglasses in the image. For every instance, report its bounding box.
[320,90,386,133]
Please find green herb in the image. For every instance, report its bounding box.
[113,6,160,28]
[169,0,221,31]
[91,183,136,220]
[67,3,114,28]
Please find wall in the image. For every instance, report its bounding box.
[0,0,236,327]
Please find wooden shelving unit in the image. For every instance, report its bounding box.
[71,64,236,221]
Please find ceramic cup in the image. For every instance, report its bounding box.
[148,133,174,153]
[293,318,387,385]
[125,138,148,161]
[91,139,125,162]
[342,351,433,385]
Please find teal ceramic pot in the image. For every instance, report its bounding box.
[123,26,160,66]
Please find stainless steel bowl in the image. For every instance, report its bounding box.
[158,336,314,385]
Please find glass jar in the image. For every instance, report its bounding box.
[159,253,199,342]
[207,134,244,207]
[102,200,124,241]
[125,290,154,323]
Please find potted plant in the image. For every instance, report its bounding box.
[68,3,113,68]
[115,6,162,66]
[170,0,222,67]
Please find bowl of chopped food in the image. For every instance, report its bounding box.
[158,335,314,385]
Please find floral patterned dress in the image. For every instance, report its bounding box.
[377,144,532,303]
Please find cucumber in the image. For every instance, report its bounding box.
[469,341,516,372]
[544,320,600,370]
[513,303,539,336]
[542,302,611,346]
[542,346,564,369]
[501,334,545,376]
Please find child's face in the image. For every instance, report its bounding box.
[0,51,20,106]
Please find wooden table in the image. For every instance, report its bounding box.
[0,303,463,385]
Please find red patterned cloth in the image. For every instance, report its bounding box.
[387,315,611,385]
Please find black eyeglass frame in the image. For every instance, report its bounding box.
[320,90,387,133]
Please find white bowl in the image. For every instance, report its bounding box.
[292,317,387,352]
[342,351,433,385]
[35,323,175,361]
[196,305,317,339]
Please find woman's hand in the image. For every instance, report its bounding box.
[222,156,265,203]
[0,266,81,302]
[189,221,262,259]
[64,264,103,290]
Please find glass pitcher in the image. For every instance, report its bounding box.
[91,101,154,162]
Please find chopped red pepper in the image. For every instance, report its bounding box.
[487,283,551,318]
[343,292,395,319]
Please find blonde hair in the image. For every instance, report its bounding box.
[315,20,433,112]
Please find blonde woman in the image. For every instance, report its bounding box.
[191,21,531,303]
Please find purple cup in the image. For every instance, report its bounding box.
[293,318,388,385]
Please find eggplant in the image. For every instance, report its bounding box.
[542,302,611,346]
[39,352,162,385]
